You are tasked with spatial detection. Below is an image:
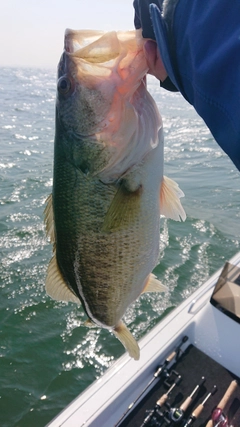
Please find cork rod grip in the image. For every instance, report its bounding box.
[192,403,204,419]
[217,380,238,410]
[180,396,192,412]
[205,417,213,427]
[157,393,168,407]
[166,351,176,363]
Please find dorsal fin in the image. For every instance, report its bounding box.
[46,254,80,304]
[160,176,186,221]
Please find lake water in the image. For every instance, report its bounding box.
[0,67,239,427]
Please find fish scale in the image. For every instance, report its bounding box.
[53,162,141,323]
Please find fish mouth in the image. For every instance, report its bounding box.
[61,28,148,84]
[64,29,107,55]
[64,28,143,64]
[64,29,122,64]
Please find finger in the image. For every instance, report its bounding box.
[144,40,168,81]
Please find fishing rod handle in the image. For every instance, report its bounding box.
[184,387,217,425]
[191,391,215,419]
[157,393,170,407]
[180,396,192,412]
[217,380,237,410]
[205,380,238,427]
[166,335,189,363]
[183,387,217,427]
[191,402,204,418]
[205,418,215,427]
[180,377,205,413]
[166,351,177,363]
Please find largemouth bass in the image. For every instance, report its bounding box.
[44,29,186,360]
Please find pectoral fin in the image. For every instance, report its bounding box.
[160,176,186,221]
[102,181,142,233]
[113,320,140,360]
[44,194,55,243]
[46,254,80,304]
[142,273,167,293]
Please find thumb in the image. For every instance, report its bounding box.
[144,40,168,81]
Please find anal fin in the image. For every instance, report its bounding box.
[142,273,167,293]
[112,320,140,360]
[46,254,80,305]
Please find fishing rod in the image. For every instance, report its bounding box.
[167,376,206,424]
[114,335,188,427]
[182,385,217,426]
[140,373,182,427]
[205,380,238,427]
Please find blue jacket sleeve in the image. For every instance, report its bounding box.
[134,0,240,171]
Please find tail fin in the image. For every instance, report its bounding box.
[112,320,140,360]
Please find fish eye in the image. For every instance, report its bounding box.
[57,76,71,94]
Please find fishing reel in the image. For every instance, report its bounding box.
[141,408,165,427]
[212,408,229,427]
[165,377,206,424]
[140,370,181,427]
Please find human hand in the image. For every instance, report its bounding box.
[144,39,168,82]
